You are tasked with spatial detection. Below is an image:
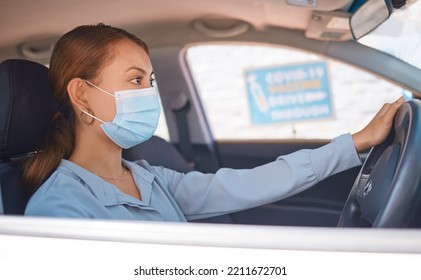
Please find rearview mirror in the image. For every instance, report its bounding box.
[350,0,392,40]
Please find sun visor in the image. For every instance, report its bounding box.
[305,11,352,41]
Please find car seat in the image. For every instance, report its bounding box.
[123,136,192,173]
[0,59,54,215]
[0,59,192,215]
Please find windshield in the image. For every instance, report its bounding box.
[358,0,421,70]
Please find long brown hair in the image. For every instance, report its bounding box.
[23,24,149,191]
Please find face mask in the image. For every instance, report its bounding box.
[79,80,161,149]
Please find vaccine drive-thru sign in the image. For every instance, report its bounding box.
[245,61,333,124]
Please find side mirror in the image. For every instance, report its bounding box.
[350,0,392,40]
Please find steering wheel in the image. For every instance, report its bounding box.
[338,99,421,228]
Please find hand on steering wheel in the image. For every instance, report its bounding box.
[338,99,421,227]
[352,97,404,153]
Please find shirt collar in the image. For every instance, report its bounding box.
[58,159,155,207]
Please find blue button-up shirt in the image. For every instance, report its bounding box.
[25,134,361,221]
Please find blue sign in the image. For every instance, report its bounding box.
[245,61,333,124]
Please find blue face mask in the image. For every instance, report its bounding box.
[79,80,161,149]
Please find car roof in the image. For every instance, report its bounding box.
[1,0,420,95]
[0,0,353,54]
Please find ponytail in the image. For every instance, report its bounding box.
[23,103,75,192]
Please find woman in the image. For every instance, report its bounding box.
[24,24,404,221]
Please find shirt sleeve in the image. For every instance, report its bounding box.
[159,133,361,221]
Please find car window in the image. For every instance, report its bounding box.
[186,44,404,140]
[154,91,170,141]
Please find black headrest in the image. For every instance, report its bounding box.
[0,59,54,161]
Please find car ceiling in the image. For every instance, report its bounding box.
[3,0,421,96]
[0,0,354,51]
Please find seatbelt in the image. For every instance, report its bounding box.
[170,92,196,168]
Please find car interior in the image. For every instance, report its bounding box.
[0,0,420,228]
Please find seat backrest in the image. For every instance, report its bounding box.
[0,59,54,215]
[123,136,193,173]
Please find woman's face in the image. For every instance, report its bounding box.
[85,39,154,123]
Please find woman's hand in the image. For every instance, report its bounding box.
[352,96,405,153]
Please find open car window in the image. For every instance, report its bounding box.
[186,44,404,140]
